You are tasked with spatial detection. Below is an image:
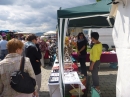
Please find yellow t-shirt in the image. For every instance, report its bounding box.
[90,43,102,62]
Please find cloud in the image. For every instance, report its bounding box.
[0,0,96,33]
[0,0,14,5]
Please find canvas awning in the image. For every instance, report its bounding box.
[14,31,32,34]
[57,0,114,28]
[44,31,56,35]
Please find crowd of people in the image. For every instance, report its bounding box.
[0,34,57,97]
[0,31,102,96]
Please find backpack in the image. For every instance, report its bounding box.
[10,56,36,93]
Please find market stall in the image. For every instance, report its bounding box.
[55,0,115,97]
[43,31,57,40]
[48,59,86,97]
[14,31,32,35]
[0,30,17,40]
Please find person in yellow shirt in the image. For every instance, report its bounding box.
[89,32,102,91]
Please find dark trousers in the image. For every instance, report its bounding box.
[91,60,100,86]
[0,49,8,60]
[79,55,87,76]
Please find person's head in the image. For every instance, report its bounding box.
[25,35,29,41]
[27,34,37,44]
[2,36,7,40]
[40,36,45,41]
[7,38,24,54]
[77,32,86,40]
[91,32,99,43]
[21,36,25,40]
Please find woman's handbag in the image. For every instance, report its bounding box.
[10,56,36,93]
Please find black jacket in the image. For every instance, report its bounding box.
[25,43,42,75]
[77,39,87,55]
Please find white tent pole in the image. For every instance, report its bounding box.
[58,18,63,97]
[107,16,113,27]
[69,14,109,20]
[63,18,69,47]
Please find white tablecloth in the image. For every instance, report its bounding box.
[48,58,85,97]
[48,71,85,97]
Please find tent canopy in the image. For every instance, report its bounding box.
[57,0,114,28]
[69,16,114,27]
[14,31,32,34]
[58,0,111,18]
[44,31,56,35]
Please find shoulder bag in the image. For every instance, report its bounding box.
[10,56,36,93]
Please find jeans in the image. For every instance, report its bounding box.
[91,60,100,87]
[79,55,87,76]
[0,49,8,60]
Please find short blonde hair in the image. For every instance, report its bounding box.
[7,38,24,53]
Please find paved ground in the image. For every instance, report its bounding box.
[39,65,52,97]
[39,63,117,97]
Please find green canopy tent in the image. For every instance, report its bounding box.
[69,16,114,28]
[58,0,114,27]
[57,0,114,97]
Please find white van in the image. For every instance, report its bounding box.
[84,28,114,50]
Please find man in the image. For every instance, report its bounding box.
[0,36,8,60]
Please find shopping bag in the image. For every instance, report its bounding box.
[91,87,100,97]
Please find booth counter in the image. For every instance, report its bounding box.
[71,52,118,63]
[48,59,85,97]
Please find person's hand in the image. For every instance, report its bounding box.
[89,65,93,71]
[77,51,80,55]
[36,60,39,62]
[33,91,38,97]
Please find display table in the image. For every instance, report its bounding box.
[48,60,85,97]
[71,52,118,63]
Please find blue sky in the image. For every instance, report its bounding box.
[0,0,96,33]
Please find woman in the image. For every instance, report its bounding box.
[37,36,47,67]
[77,32,87,77]
[89,32,102,92]
[0,38,38,97]
[24,34,42,95]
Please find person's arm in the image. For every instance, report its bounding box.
[31,46,41,60]
[0,74,3,95]
[36,44,42,59]
[25,58,38,92]
[78,46,86,53]
[89,46,97,70]
[78,40,87,54]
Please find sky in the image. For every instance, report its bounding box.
[0,0,96,33]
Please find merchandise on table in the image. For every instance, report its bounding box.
[49,76,59,83]
[49,73,59,83]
